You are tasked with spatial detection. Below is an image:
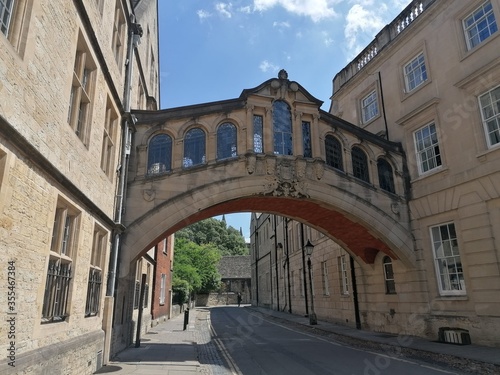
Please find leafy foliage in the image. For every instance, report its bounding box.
[173,237,221,295]
[176,218,248,256]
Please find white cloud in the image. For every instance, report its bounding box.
[259,60,280,73]
[197,10,212,20]
[344,3,386,55]
[216,2,233,18]
[239,6,252,14]
[322,31,334,46]
[253,0,337,22]
[273,21,291,28]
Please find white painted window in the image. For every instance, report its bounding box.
[160,274,166,305]
[479,85,500,148]
[414,123,441,174]
[101,99,117,178]
[361,90,379,123]
[463,1,498,50]
[430,223,466,296]
[404,52,427,92]
[321,261,329,296]
[382,256,396,294]
[339,255,349,295]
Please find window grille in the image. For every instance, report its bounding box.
[217,122,237,160]
[302,121,312,158]
[85,268,102,316]
[42,260,72,323]
[377,159,395,193]
[148,134,172,174]
[273,101,293,155]
[383,256,396,294]
[414,123,441,174]
[253,115,263,153]
[0,0,15,36]
[404,52,427,92]
[183,128,206,168]
[351,147,369,182]
[325,135,343,171]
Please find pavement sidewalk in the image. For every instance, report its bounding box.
[96,306,500,375]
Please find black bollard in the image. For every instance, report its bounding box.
[183,308,190,330]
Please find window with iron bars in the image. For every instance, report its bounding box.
[42,202,79,323]
[85,227,106,317]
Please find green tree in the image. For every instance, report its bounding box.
[173,237,221,294]
[176,218,248,255]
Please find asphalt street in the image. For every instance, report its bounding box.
[209,306,465,375]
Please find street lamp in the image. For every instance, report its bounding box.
[305,240,317,325]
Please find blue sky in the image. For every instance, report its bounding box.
[157,0,412,241]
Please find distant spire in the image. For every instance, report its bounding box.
[240,227,243,236]
[222,214,226,223]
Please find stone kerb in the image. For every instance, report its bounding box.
[120,154,414,276]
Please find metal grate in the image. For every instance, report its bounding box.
[41,260,72,323]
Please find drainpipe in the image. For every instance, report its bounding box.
[107,16,143,298]
[300,223,309,316]
[378,71,390,141]
[274,216,280,311]
[350,256,362,329]
[285,219,292,313]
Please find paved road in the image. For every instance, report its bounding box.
[209,306,465,375]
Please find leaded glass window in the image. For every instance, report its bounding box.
[325,135,343,171]
[183,128,205,168]
[377,158,395,193]
[148,134,172,174]
[273,100,293,155]
[351,146,369,182]
[253,115,264,153]
[217,122,237,160]
[302,121,312,158]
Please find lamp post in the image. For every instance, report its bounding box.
[305,240,317,325]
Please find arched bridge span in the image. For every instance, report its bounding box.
[121,72,413,275]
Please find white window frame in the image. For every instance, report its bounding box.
[339,255,349,295]
[321,261,329,296]
[160,273,166,305]
[479,85,500,148]
[463,0,498,50]
[430,223,466,296]
[414,122,442,175]
[361,90,379,124]
[404,52,427,92]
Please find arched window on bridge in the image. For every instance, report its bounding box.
[147,134,172,175]
[217,122,237,160]
[325,135,343,171]
[377,158,395,194]
[351,146,370,183]
[273,100,293,155]
[183,128,206,168]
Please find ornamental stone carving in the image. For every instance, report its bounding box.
[262,157,309,198]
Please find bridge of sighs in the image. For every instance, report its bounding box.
[120,71,414,276]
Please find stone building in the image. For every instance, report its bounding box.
[0,0,159,373]
[219,255,252,304]
[252,0,500,347]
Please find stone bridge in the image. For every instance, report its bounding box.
[121,71,414,276]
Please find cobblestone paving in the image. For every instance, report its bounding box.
[193,309,233,375]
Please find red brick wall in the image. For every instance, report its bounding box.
[151,235,174,320]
